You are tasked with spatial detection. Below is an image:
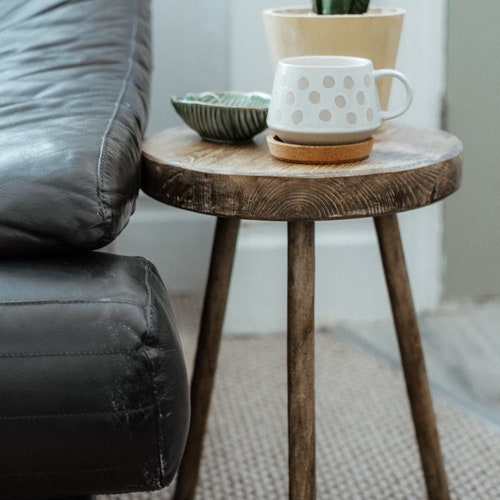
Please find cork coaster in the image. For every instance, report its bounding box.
[266,135,373,164]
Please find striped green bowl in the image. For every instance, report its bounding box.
[171,91,271,143]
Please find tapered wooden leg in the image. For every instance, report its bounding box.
[287,221,316,500]
[374,214,450,500]
[174,217,240,500]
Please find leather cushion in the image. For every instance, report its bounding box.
[0,252,189,498]
[0,0,151,256]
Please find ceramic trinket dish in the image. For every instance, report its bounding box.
[171,91,271,143]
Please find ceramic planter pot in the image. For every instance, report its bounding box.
[262,7,405,110]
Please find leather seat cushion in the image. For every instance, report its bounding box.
[0,0,151,256]
[0,252,189,498]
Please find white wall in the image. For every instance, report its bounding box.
[112,0,448,334]
[147,0,230,134]
[113,0,228,293]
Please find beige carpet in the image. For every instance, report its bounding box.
[102,296,500,499]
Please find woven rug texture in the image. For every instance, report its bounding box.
[100,297,500,499]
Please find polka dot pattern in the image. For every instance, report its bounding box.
[335,95,346,109]
[292,110,303,124]
[309,91,320,104]
[344,76,354,89]
[323,75,335,88]
[319,109,331,122]
[298,77,309,90]
[270,69,380,133]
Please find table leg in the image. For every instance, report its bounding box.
[174,217,240,500]
[287,220,316,500]
[374,214,450,500]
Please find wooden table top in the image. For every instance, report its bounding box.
[141,124,462,221]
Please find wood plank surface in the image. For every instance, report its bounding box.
[142,124,462,221]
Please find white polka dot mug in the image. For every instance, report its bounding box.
[267,55,413,145]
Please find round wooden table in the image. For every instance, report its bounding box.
[142,124,462,500]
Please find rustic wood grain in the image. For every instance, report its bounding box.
[375,214,450,500]
[142,124,462,221]
[287,221,316,500]
[174,218,240,500]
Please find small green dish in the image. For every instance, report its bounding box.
[171,91,271,143]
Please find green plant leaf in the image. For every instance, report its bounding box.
[349,0,370,14]
[323,0,352,15]
[317,0,370,14]
[312,0,322,14]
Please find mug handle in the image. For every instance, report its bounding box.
[374,69,413,121]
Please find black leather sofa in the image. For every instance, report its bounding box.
[0,1,189,498]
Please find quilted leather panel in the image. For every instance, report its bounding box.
[0,253,190,497]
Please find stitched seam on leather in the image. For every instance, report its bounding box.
[95,0,138,238]
[0,404,155,420]
[0,350,132,358]
[0,299,142,306]
[143,260,165,488]
[0,349,177,358]
[0,459,158,476]
[0,467,123,476]
[144,259,154,333]
[141,348,163,489]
